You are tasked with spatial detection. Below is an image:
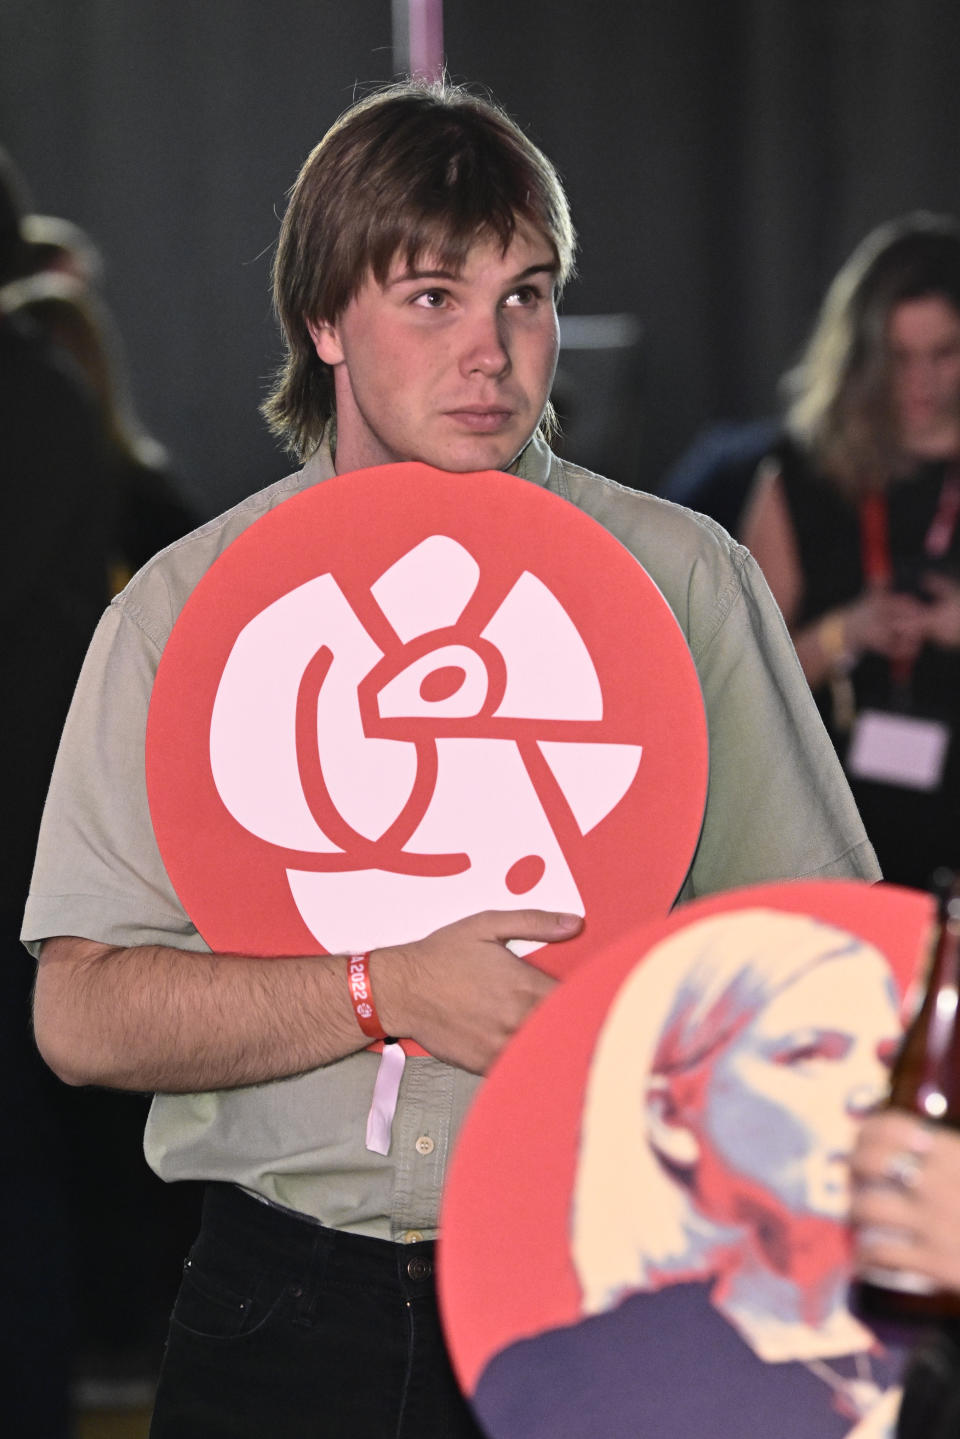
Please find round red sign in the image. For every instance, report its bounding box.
[146,462,707,988]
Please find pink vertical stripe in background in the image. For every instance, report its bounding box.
[408,0,444,79]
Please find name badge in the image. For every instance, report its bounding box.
[847,709,951,792]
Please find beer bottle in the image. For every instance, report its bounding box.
[857,872,960,1318]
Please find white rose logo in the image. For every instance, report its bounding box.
[208,533,642,959]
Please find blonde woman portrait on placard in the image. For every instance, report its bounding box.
[474,909,915,1439]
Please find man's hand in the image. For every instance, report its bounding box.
[371,909,582,1074]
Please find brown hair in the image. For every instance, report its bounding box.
[262,79,577,460]
[784,212,960,494]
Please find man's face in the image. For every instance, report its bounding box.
[309,227,561,474]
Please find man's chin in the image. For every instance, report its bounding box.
[420,438,530,474]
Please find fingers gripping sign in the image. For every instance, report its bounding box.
[146,462,708,1054]
[372,908,584,1074]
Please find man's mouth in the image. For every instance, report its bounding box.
[445,406,514,432]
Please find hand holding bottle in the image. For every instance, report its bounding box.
[851,1111,960,1297]
[852,875,960,1315]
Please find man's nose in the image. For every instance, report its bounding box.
[460,310,510,378]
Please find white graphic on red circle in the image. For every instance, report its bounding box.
[146,463,708,1001]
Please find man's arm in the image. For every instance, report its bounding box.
[33,908,580,1092]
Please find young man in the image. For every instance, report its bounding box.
[25,82,879,1438]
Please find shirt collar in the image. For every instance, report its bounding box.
[297,429,556,491]
[510,431,553,488]
[299,437,337,488]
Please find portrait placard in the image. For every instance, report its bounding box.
[146,463,708,1036]
[439,879,936,1439]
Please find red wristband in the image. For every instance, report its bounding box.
[346,953,388,1041]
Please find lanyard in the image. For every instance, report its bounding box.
[858,465,960,687]
[925,466,960,558]
[859,466,960,582]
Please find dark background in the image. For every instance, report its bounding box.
[4,0,960,512]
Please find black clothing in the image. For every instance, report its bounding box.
[897,1323,960,1439]
[1,313,110,922]
[110,451,200,582]
[150,1183,485,1439]
[779,443,960,890]
[1,312,110,1437]
[1,313,200,1427]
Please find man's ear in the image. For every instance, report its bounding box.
[645,1074,700,1169]
[307,318,344,366]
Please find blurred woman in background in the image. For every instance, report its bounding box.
[0,262,201,1410]
[742,215,960,891]
[1,271,198,590]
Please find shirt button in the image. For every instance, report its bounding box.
[415,1135,435,1156]
[402,1229,423,1244]
[407,1256,433,1282]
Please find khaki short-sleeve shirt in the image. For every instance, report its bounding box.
[22,437,879,1239]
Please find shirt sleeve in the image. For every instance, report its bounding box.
[681,541,881,899]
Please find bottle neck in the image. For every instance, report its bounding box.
[889,892,960,1123]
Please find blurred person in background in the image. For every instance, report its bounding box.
[741,215,960,892]
[0,143,110,1439]
[2,156,201,1429]
[20,210,105,288]
[1,271,200,590]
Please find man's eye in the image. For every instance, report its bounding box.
[505,286,539,307]
[413,290,448,309]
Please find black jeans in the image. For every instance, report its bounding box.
[149,1183,486,1439]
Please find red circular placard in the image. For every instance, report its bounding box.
[146,462,708,986]
[438,878,935,1431]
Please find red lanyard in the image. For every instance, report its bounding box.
[859,465,960,583]
[859,494,894,587]
[858,466,960,688]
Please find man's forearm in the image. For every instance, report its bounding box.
[34,936,368,1092]
[34,909,579,1093]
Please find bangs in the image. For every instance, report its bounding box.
[354,107,572,291]
[367,207,544,289]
